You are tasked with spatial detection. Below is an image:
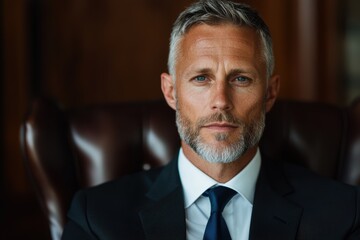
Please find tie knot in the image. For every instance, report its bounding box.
[204,186,237,213]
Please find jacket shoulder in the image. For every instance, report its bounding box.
[64,166,165,239]
[282,163,360,237]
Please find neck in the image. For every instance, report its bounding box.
[181,142,258,183]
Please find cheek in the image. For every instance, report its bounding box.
[176,86,207,115]
[248,100,266,122]
[234,91,266,120]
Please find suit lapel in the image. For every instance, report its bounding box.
[138,155,303,240]
[250,159,303,240]
[138,158,186,240]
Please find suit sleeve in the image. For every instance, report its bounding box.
[347,187,360,240]
[347,228,360,240]
[61,190,97,240]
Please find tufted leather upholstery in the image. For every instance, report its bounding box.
[21,98,360,240]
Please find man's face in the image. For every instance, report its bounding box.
[162,23,279,164]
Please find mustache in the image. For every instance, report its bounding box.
[196,112,244,127]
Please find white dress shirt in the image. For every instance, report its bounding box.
[178,148,261,240]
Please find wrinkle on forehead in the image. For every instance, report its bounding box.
[184,24,260,55]
[176,24,266,78]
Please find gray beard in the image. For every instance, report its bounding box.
[175,105,265,164]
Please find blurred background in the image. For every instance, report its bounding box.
[2,0,360,239]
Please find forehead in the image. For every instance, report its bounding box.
[176,23,266,76]
[184,23,260,48]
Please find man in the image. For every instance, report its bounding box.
[62,0,360,239]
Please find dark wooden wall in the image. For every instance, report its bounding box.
[2,0,350,239]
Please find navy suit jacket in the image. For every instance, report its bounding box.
[62,156,360,240]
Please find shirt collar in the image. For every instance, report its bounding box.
[178,148,261,208]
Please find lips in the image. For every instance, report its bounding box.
[202,122,238,131]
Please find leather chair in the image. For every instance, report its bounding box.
[21,97,360,240]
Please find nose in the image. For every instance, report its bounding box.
[211,80,233,111]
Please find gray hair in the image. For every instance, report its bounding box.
[168,0,274,79]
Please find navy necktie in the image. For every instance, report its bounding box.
[203,186,237,240]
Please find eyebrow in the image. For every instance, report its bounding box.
[227,69,246,77]
[189,67,256,77]
[183,68,213,80]
[182,64,259,81]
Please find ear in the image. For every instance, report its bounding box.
[161,72,176,110]
[265,74,280,113]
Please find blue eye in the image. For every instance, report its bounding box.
[235,76,249,82]
[194,76,207,82]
